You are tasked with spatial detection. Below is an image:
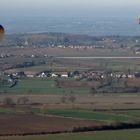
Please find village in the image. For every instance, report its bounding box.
[5,68,140,80]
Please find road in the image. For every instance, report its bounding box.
[56,56,140,59]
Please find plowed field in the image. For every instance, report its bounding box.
[0,114,107,136]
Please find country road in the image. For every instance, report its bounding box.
[56,56,140,59]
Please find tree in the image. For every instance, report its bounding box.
[61,96,67,103]
[17,97,29,105]
[3,97,15,106]
[124,80,128,88]
[73,71,79,76]
[68,72,71,78]
[128,68,131,75]
[64,37,69,44]
[69,95,76,103]
[9,74,14,79]
[90,87,97,96]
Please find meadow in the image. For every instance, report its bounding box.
[3,129,140,140]
[0,78,90,94]
[47,109,133,122]
[1,107,140,123]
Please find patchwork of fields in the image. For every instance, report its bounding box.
[1,47,140,139]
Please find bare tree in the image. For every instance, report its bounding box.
[61,96,67,103]
[124,80,128,88]
[69,95,76,103]
[90,87,97,96]
[3,97,15,106]
[17,97,29,105]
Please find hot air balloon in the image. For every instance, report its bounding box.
[138,16,140,25]
[0,25,5,41]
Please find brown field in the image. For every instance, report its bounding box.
[0,95,140,110]
[126,79,140,87]
[0,114,107,136]
[0,47,136,57]
[1,46,140,73]
[57,80,100,88]
[41,95,140,110]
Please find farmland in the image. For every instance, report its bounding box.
[2,46,140,74]
[1,107,140,122]
[1,107,140,137]
[0,114,108,136]
[0,78,90,94]
[47,109,136,122]
[2,129,140,140]
[1,34,140,139]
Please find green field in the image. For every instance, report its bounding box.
[14,64,90,73]
[1,107,140,122]
[3,129,140,140]
[47,109,136,122]
[0,108,16,114]
[0,108,132,122]
[0,78,90,94]
[0,107,38,114]
[118,110,140,119]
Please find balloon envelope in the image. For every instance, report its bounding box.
[0,25,5,41]
[138,16,140,25]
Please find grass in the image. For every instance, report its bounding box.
[0,107,41,114]
[127,111,140,118]
[47,109,133,122]
[117,110,140,119]
[14,65,90,73]
[3,129,140,140]
[0,107,16,114]
[0,107,140,123]
[0,78,90,95]
[1,106,140,122]
[13,57,140,72]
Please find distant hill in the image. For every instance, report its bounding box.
[1,32,140,48]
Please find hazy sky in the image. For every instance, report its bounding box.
[1,0,140,7]
[0,0,140,17]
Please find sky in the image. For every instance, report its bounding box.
[0,0,140,17]
[0,0,140,8]
[0,0,140,35]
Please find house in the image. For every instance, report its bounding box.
[100,75,105,79]
[115,74,122,78]
[37,72,47,78]
[61,74,68,78]
[74,75,80,79]
[110,73,113,77]
[51,73,58,78]
[127,74,135,78]
[26,74,34,78]
[24,71,36,78]
[61,72,68,78]
[121,74,127,78]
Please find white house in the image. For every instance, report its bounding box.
[61,74,68,78]
[37,72,47,78]
[127,74,135,78]
[26,74,34,78]
[51,73,58,78]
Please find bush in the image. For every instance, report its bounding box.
[17,97,29,105]
[3,97,15,106]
